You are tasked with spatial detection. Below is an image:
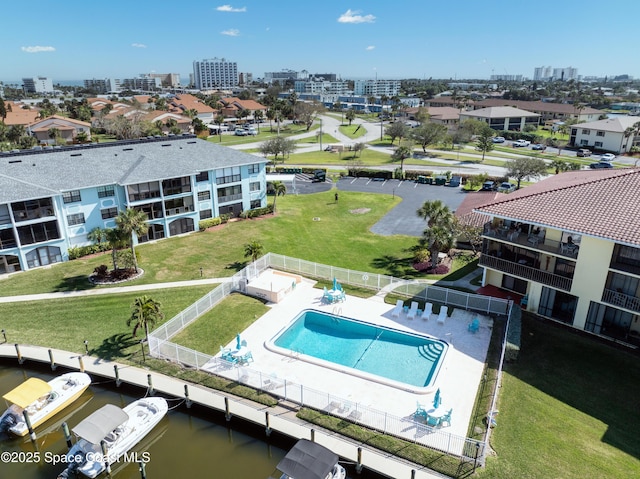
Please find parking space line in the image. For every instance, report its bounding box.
[350,178,358,184]
[366,178,372,185]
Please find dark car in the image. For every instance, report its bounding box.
[481,181,497,191]
[531,144,546,150]
[589,162,613,169]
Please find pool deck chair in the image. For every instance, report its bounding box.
[468,317,480,333]
[439,408,453,427]
[391,299,404,318]
[407,301,419,320]
[437,307,448,324]
[423,302,433,320]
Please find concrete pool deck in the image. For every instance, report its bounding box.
[203,276,493,446]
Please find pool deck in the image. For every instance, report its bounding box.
[204,277,492,447]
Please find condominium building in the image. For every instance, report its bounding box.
[475,168,640,346]
[193,58,238,89]
[0,136,267,274]
[83,78,122,93]
[22,77,54,93]
[353,79,401,97]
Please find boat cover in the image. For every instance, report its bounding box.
[277,439,339,479]
[3,378,52,408]
[72,404,129,444]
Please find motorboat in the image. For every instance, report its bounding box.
[274,438,346,479]
[57,397,168,478]
[0,372,91,437]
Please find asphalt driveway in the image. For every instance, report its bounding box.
[337,177,467,237]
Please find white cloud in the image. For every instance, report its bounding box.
[221,29,240,36]
[217,4,246,12]
[366,45,375,51]
[21,46,55,53]
[131,43,147,48]
[337,9,375,24]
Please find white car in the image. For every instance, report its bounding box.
[600,153,615,162]
[513,139,531,147]
[492,136,505,143]
[497,182,516,193]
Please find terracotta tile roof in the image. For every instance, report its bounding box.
[3,102,40,125]
[474,168,640,246]
[171,93,216,114]
[455,191,503,227]
[220,97,267,111]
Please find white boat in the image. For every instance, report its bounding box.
[57,397,168,479]
[0,372,91,437]
[274,439,346,479]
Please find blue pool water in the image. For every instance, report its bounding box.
[270,309,447,390]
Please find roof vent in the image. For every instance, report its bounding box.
[8,159,22,164]
[161,144,171,147]
[123,148,133,151]
[187,141,197,144]
[70,153,82,157]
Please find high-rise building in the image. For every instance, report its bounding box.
[534,66,578,81]
[533,66,552,81]
[83,78,121,93]
[353,79,400,97]
[22,77,54,93]
[193,58,238,89]
[148,73,181,88]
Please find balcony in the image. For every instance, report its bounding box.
[480,255,573,291]
[483,222,579,259]
[602,288,640,313]
[165,205,194,217]
[217,193,242,203]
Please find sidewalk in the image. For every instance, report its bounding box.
[0,277,231,303]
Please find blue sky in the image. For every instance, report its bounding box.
[2,0,639,83]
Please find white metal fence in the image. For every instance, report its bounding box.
[148,253,512,463]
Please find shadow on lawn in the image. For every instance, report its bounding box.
[52,274,97,292]
[370,254,421,279]
[225,261,248,273]
[90,333,139,361]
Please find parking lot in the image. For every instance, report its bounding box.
[337,177,468,237]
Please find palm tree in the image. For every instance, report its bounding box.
[115,208,149,273]
[391,143,412,175]
[416,200,453,228]
[244,240,264,262]
[87,227,107,250]
[105,227,129,271]
[215,114,225,142]
[421,225,455,268]
[127,295,164,342]
[254,110,264,132]
[269,181,287,212]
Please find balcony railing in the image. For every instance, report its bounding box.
[483,222,579,259]
[165,205,194,216]
[602,288,640,313]
[480,255,573,291]
[217,193,242,203]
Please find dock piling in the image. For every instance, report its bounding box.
[48,348,56,370]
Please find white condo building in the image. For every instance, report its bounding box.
[22,77,54,93]
[193,58,238,90]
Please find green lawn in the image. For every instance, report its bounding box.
[0,286,215,358]
[0,192,419,297]
[339,124,367,139]
[478,314,640,479]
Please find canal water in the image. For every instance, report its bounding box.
[0,362,387,479]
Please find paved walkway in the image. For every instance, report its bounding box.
[0,277,231,303]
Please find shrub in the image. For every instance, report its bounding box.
[93,264,109,278]
[413,249,430,264]
[220,213,232,223]
[68,244,102,260]
[198,217,222,231]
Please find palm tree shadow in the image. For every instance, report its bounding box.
[371,255,415,278]
[226,261,248,272]
[91,333,139,361]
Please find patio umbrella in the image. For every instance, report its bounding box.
[333,277,338,291]
[236,333,241,350]
[433,388,441,409]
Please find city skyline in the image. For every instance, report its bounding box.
[2,0,639,84]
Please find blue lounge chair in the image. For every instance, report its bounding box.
[414,401,427,421]
[468,317,480,333]
[220,345,236,363]
[439,408,453,427]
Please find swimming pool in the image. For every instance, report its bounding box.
[266,309,448,393]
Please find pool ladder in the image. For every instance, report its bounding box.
[332,306,342,318]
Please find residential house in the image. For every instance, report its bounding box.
[169,93,216,124]
[218,97,267,124]
[2,101,41,127]
[459,106,540,131]
[474,168,640,345]
[473,99,602,123]
[144,111,192,135]
[28,115,92,144]
[570,116,640,154]
[0,135,267,274]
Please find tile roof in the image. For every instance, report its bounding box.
[3,102,40,126]
[455,191,503,227]
[0,136,267,204]
[474,168,640,247]
[475,99,602,115]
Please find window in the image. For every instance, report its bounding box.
[199,209,213,220]
[67,213,85,226]
[250,199,261,209]
[101,207,118,219]
[198,190,211,201]
[17,221,60,245]
[595,141,603,147]
[97,185,115,198]
[248,164,260,174]
[127,181,161,201]
[162,176,192,196]
[196,171,209,182]
[62,190,81,204]
[250,182,260,192]
[596,131,605,137]
[216,166,241,185]
[11,198,54,222]
[581,129,590,135]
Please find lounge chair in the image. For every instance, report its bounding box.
[414,401,427,421]
[323,286,335,303]
[407,301,419,320]
[220,345,236,363]
[468,317,480,333]
[437,307,448,324]
[423,302,433,320]
[439,408,453,427]
[391,299,404,318]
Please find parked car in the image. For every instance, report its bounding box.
[513,139,531,147]
[448,176,462,187]
[234,129,247,136]
[497,182,516,193]
[600,153,616,162]
[492,136,505,143]
[589,162,613,169]
[481,181,497,191]
[531,144,546,150]
[245,128,258,136]
[577,148,591,157]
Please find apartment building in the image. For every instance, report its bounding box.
[193,58,238,89]
[475,168,640,345]
[0,136,267,274]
